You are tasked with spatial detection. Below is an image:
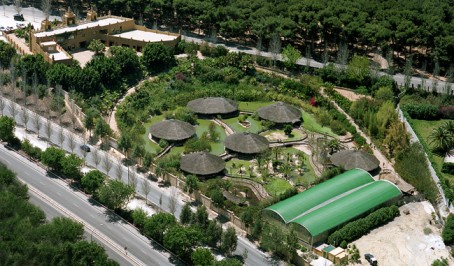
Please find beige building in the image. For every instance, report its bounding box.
[29,9,181,64]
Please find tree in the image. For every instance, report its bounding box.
[0,41,16,68]
[60,154,83,180]
[384,121,410,157]
[63,240,118,266]
[141,43,175,73]
[14,0,21,14]
[67,133,76,152]
[191,248,214,266]
[86,56,120,87]
[0,116,15,142]
[184,175,199,194]
[97,180,134,210]
[118,132,133,158]
[41,147,65,171]
[143,212,177,243]
[210,188,224,207]
[163,225,201,258]
[180,203,192,225]
[92,148,101,167]
[81,170,105,194]
[109,46,141,76]
[283,124,293,136]
[131,208,147,228]
[131,145,145,166]
[205,220,223,248]
[168,187,178,215]
[102,156,113,174]
[220,227,237,256]
[41,0,51,19]
[441,214,454,246]
[429,126,452,154]
[345,55,370,86]
[84,108,99,138]
[94,117,112,144]
[57,127,65,147]
[88,39,105,55]
[269,32,281,67]
[374,86,394,104]
[193,205,209,228]
[282,44,301,70]
[214,258,243,266]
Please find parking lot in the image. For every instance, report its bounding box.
[0,4,60,34]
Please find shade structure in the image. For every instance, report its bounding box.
[187,97,238,115]
[149,119,195,141]
[330,150,380,172]
[224,132,269,154]
[180,152,226,175]
[257,102,301,124]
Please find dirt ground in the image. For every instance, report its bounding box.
[353,201,453,266]
[334,88,372,102]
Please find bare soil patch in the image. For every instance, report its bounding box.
[353,201,452,266]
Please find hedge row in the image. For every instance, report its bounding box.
[327,205,400,246]
[401,103,441,120]
[442,163,454,175]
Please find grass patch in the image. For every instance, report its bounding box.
[142,115,165,154]
[411,119,454,182]
[196,119,226,155]
[222,116,263,133]
[265,178,292,197]
[238,101,272,112]
[302,112,336,137]
[225,159,253,176]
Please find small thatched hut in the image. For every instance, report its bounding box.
[330,150,380,172]
[149,119,195,142]
[224,132,269,154]
[257,102,301,124]
[187,97,238,116]
[180,152,225,176]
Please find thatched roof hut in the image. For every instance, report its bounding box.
[330,150,380,172]
[257,102,301,124]
[187,97,238,115]
[180,152,225,175]
[224,132,269,154]
[149,119,195,141]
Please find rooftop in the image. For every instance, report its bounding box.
[112,30,178,42]
[257,102,301,124]
[187,97,238,115]
[34,17,125,37]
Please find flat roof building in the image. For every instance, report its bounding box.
[29,9,180,64]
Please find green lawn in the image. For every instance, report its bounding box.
[142,115,165,154]
[238,101,272,112]
[222,116,264,133]
[265,179,292,197]
[225,159,253,176]
[411,119,454,181]
[302,112,336,137]
[195,119,227,155]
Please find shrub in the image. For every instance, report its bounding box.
[440,106,454,120]
[401,103,441,120]
[330,120,346,135]
[21,139,42,160]
[328,206,400,245]
[442,214,454,246]
[158,139,168,148]
[442,163,454,175]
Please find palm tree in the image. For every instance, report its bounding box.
[327,139,341,154]
[429,126,452,154]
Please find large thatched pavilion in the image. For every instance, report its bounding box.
[224,132,269,155]
[180,152,226,176]
[149,119,195,142]
[257,102,301,124]
[330,150,380,172]
[187,97,238,116]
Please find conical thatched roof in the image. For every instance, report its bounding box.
[149,119,195,141]
[330,150,380,172]
[180,152,225,175]
[187,97,238,115]
[224,132,269,154]
[257,102,301,124]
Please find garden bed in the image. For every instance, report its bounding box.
[260,129,305,142]
[222,116,263,133]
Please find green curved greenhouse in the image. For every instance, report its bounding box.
[264,169,402,244]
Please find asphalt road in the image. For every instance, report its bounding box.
[0,144,178,266]
[182,35,454,94]
[0,97,277,266]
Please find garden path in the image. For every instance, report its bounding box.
[109,76,157,136]
[320,88,415,192]
[212,118,234,135]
